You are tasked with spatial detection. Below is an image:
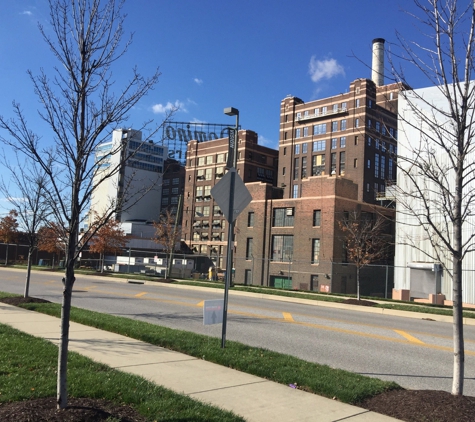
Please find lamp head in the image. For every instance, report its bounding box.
[224,107,239,116]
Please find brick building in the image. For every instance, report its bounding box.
[234,39,400,293]
[182,129,278,270]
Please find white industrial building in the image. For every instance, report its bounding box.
[394,83,475,305]
[89,128,167,225]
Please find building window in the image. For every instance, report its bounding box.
[195,186,203,198]
[331,138,338,149]
[322,106,328,115]
[205,168,212,180]
[354,158,358,168]
[217,153,225,163]
[271,235,294,261]
[295,144,300,154]
[163,179,170,186]
[301,156,307,178]
[202,206,210,216]
[213,205,221,216]
[367,136,372,146]
[313,123,326,135]
[339,152,346,175]
[257,167,265,179]
[368,119,372,128]
[172,187,179,194]
[340,119,347,131]
[206,155,213,165]
[162,188,169,195]
[355,118,359,128]
[246,238,253,260]
[283,147,287,155]
[293,157,299,180]
[293,184,299,198]
[354,136,358,145]
[303,127,309,137]
[296,128,301,138]
[367,159,371,169]
[198,157,205,166]
[389,158,394,180]
[171,196,178,204]
[382,141,386,152]
[304,110,309,117]
[333,104,338,112]
[204,185,211,198]
[313,210,321,226]
[248,212,254,227]
[332,121,338,132]
[366,183,370,192]
[283,166,286,175]
[355,99,360,107]
[381,156,386,179]
[313,140,326,152]
[172,177,179,185]
[311,239,320,264]
[375,139,380,150]
[331,152,337,175]
[312,154,325,176]
[368,99,373,108]
[341,102,347,110]
[296,112,301,120]
[272,208,295,227]
[375,153,380,178]
[314,108,319,115]
[340,137,346,148]
[382,125,387,136]
[302,142,308,153]
[375,121,380,132]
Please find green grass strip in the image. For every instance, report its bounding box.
[0,322,243,421]
[1,293,399,404]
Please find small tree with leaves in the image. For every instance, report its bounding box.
[37,222,67,267]
[338,210,391,300]
[88,213,127,272]
[0,210,19,266]
[153,210,180,279]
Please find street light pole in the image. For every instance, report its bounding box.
[221,106,239,348]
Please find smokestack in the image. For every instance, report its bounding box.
[371,38,385,86]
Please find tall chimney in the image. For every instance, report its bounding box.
[371,38,385,86]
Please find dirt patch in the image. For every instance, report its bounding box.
[341,298,378,306]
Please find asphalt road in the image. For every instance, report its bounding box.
[1,267,475,397]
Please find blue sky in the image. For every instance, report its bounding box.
[0,1,430,151]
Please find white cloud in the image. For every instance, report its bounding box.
[194,78,203,85]
[21,10,33,16]
[308,57,345,83]
[258,135,278,149]
[152,100,186,114]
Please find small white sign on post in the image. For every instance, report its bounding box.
[203,299,224,325]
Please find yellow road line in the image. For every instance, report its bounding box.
[134,292,148,298]
[394,330,425,344]
[283,312,294,322]
[196,300,204,307]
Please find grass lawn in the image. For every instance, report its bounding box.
[0,321,244,421]
[0,291,399,405]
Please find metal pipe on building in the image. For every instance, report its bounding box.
[371,38,385,86]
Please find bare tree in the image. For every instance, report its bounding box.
[0,153,51,297]
[0,210,19,266]
[390,0,475,396]
[153,209,181,279]
[338,210,391,300]
[88,212,127,272]
[0,0,161,408]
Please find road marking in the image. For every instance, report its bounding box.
[134,292,148,298]
[394,330,425,344]
[196,300,204,307]
[283,312,294,322]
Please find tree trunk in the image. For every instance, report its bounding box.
[452,257,464,395]
[56,261,75,409]
[100,252,104,273]
[24,246,33,298]
[5,243,8,266]
[356,266,360,301]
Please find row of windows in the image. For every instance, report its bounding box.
[367,137,397,154]
[246,209,321,228]
[261,235,320,264]
[368,155,394,180]
[193,205,223,217]
[128,140,164,156]
[296,102,348,120]
[127,159,163,173]
[163,178,180,185]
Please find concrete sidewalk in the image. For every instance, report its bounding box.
[0,302,399,421]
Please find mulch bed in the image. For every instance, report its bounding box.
[2,296,475,421]
[0,397,149,422]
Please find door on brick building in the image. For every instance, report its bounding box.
[244,269,252,285]
[310,275,319,291]
[270,275,292,289]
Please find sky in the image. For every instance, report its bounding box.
[0,0,436,214]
